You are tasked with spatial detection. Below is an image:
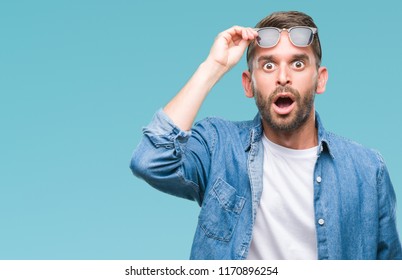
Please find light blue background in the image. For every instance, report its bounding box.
[1,0,401,259]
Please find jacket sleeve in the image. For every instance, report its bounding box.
[130,109,213,205]
[376,154,402,259]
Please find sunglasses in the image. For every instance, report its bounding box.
[255,26,317,48]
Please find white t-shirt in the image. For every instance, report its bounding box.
[247,135,318,260]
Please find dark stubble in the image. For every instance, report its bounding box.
[253,83,317,132]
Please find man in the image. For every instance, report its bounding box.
[130,11,402,259]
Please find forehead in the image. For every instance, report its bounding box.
[254,46,315,62]
[253,46,317,69]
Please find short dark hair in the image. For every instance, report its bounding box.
[246,11,322,71]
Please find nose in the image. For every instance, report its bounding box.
[276,65,291,86]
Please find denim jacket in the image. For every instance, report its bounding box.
[130,109,402,259]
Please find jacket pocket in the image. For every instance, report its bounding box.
[198,178,246,242]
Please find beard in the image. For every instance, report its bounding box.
[253,82,317,133]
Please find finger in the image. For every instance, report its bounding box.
[225,25,248,38]
[251,28,259,38]
[239,37,251,48]
[246,28,258,40]
[244,29,253,40]
[219,26,242,42]
[243,27,259,41]
[220,26,256,46]
[242,28,249,40]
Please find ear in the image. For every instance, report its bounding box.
[316,66,328,94]
[242,70,254,98]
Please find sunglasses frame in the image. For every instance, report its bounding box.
[255,26,318,48]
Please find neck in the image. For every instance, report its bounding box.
[262,111,318,150]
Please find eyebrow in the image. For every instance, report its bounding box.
[257,55,274,63]
[291,54,310,62]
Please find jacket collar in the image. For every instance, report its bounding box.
[315,111,335,159]
[245,111,335,159]
[244,113,263,152]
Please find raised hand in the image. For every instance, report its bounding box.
[206,26,258,71]
[163,26,257,131]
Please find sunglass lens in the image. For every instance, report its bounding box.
[289,27,314,46]
[257,28,280,47]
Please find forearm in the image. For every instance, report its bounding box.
[163,59,227,131]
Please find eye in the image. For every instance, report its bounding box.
[263,62,276,71]
[292,60,305,69]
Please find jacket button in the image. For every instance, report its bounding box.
[316,176,322,183]
[318,218,325,226]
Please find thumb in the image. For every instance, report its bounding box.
[228,39,252,66]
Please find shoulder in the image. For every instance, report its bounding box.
[191,116,256,151]
[325,131,385,168]
[193,116,255,135]
[195,116,254,128]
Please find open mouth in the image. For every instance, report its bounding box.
[273,94,296,115]
[275,96,294,108]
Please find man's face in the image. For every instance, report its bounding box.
[246,32,326,133]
